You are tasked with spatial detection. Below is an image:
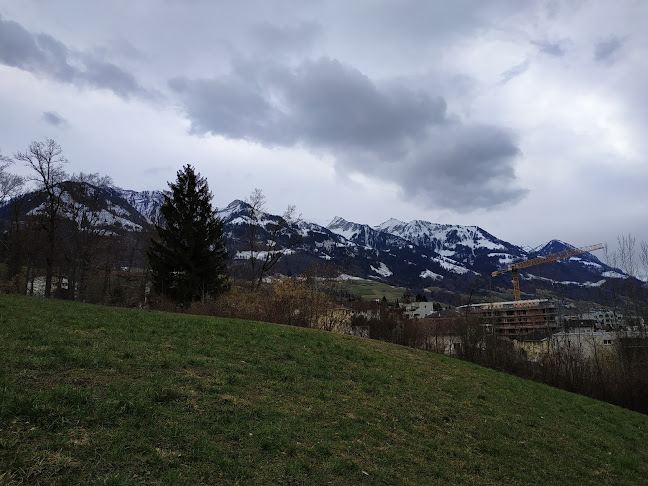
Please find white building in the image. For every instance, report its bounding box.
[28,276,69,297]
[400,301,436,319]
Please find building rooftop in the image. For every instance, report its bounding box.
[457,299,552,310]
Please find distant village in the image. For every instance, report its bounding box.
[330,295,647,363]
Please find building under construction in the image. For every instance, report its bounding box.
[459,299,558,339]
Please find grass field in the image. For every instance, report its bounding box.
[339,278,406,302]
[1,294,647,485]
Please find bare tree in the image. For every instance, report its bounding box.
[13,138,69,297]
[63,171,120,300]
[617,234,637,279]
[0,151,24,204]
[246,188,301,290]
[616,233,648,319]
[70,172,114,188]
[640,241,648,286]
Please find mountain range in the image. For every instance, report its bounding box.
[0,182,630,303]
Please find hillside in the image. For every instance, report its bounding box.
[1,295,647,485]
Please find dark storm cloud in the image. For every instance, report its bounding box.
[594,36,625,63]
[396,125,528,210]
[0,15,147,99]
[168,75,281,143]
[531,39,566,57]
[171,56,526,211]
[42,111,68,127]
[277,58,446,150]
[171,57,446,150]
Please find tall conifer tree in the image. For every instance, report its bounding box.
[148,165,228,304]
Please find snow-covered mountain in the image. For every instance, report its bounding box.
[375,218,525,270]
[0,183,629,301]
[117,189,165,225]
[327,214,620,299]
[328,216,414,251]
[0,182,151,232]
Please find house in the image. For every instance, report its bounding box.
[28,275,70,297]
[549,329,619,359]
[347,301,383,320]
[561,310,644,331]
[513,330,553,361]
[400,301,436,319]
[414,317,463,355]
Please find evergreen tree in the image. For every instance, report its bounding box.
[147,165,228,305]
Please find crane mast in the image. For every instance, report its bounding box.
[491,243,605,301]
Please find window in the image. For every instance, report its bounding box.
[603,339,613,346]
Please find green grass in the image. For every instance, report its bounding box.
[1,294,647,485]
[340,278,406,302]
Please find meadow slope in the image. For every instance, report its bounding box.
[1,294,647,485]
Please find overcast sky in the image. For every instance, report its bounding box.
[1,0,647,253]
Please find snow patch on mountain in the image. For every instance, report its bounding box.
[432,256,472,275]
[602,270,628,279]
[371,262,392,277]
[420,269,443,280]
[524,274,607,288]
[568,257,603,269]
[489,253,516,265]
[234,249,295,260]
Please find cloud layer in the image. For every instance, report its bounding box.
[1,0,646,249]
[170,56,526,211]
[0,15,147,99]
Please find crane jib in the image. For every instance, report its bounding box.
[491,243,604,300]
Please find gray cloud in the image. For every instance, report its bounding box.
[594,36,625,63]
[79,55,146,99]
[531,39,566,57]
[169,74,279,142]
[171,56,525,211]
[500,59,530,84]
[396,125,527,210]
[0,15,148,99]
[250,21,322,56]
[42,111,68,127]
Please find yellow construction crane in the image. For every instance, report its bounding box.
[491,243,605,301]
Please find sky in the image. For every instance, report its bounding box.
[1,0,647,254]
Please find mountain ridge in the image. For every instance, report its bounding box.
[0,183,626,301]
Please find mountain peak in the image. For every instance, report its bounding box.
[223,199,250,210]
[327,216,349,228]
[533,239,575,255]
[218,199,253,223]
[327,216,372,242]
[376,217,406,231]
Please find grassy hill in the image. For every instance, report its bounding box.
[339,278,406,301]
[1,295,647,485]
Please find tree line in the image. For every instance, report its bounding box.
[1,139,152,303]
[0,138,301,307]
